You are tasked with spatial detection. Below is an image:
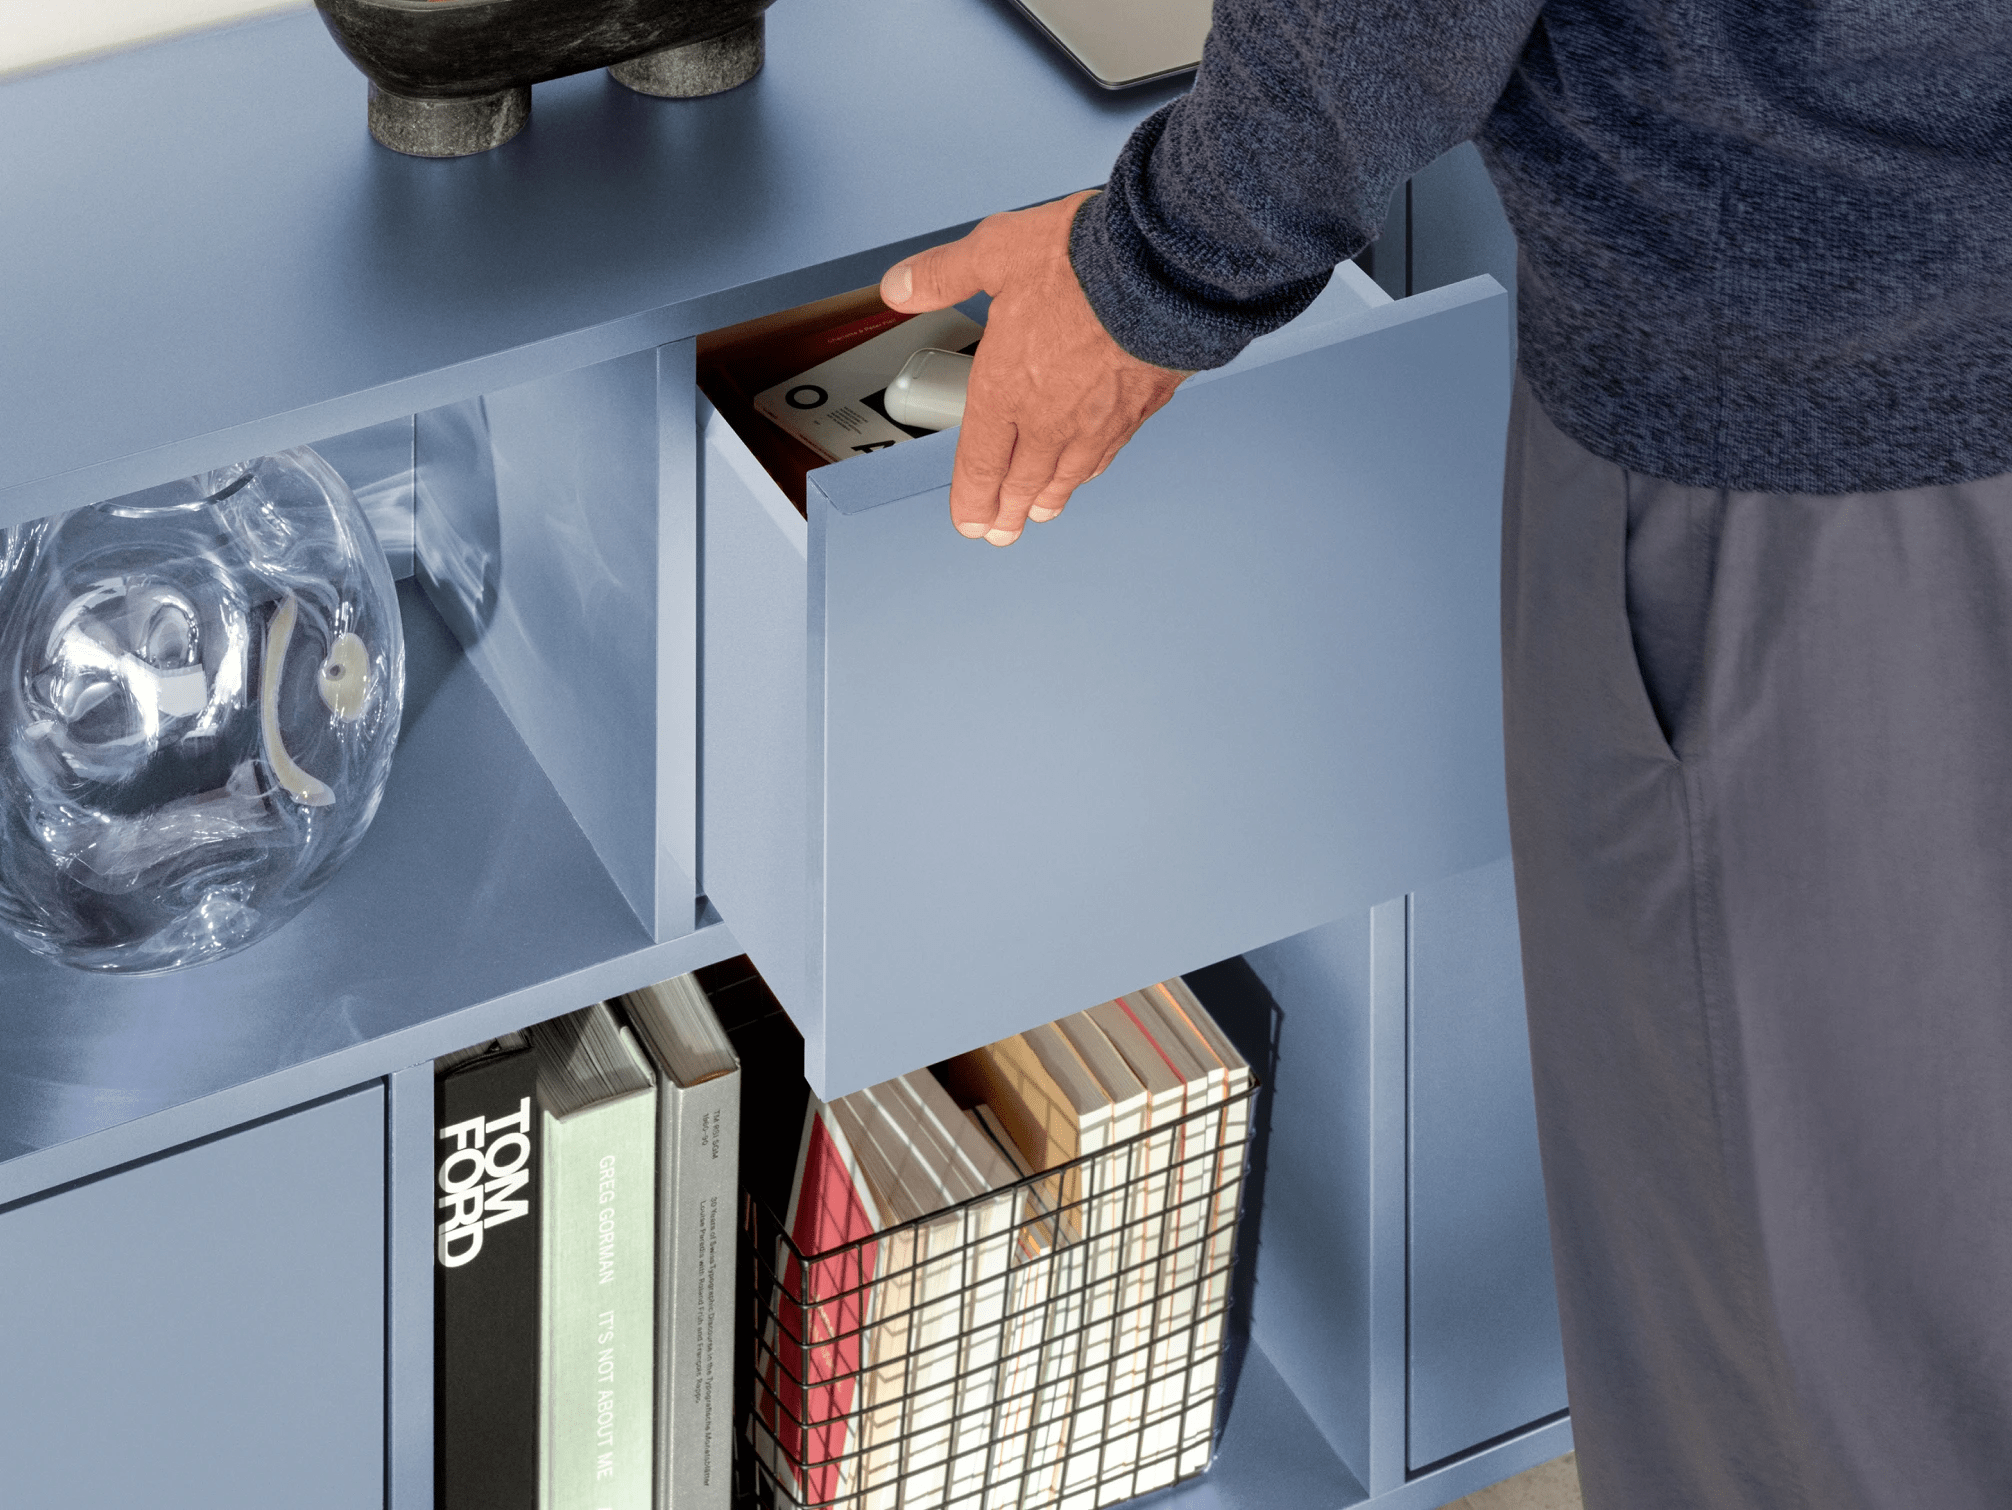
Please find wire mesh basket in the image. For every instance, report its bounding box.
[739,1082,1257,1510]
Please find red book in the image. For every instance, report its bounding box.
[763,1101,883,1505]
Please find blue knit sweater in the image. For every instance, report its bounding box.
[1069,0,2012,494]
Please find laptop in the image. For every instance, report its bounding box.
[1005,0,1213,90]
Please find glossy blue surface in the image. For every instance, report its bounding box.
[1408,144,1519,367]
[0,1,1183,527]
[0,1085,385,1510]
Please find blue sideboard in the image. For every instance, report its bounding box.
[0,6,1568,1508]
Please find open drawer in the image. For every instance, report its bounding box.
[700,265,1512,1098]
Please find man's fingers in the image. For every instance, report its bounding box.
[987,435,1070,545]
[948,408,1017,537]
[1029,437,1109,523]
[882,235,987,314]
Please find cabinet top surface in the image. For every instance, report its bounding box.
[0,0,1180,522]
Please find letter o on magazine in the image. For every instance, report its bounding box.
[484,1131,530,1179]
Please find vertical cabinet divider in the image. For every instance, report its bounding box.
[414,346,700,943]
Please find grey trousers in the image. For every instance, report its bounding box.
[1501,374,2012,1510]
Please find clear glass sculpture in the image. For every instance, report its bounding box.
[0,448,404,973]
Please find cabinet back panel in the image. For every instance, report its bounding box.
[0,1085,385,1508]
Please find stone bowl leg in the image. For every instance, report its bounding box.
[367,83,532,158]
[608,17,763,98]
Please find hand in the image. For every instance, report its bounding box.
[880,191,1188,546]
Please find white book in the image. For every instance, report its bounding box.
[1050,1014,1149,1509]
[1123,988,1225,1486]
[1080,999,1194,1503]
[532,1003,660,1510]
[1149,978,1252,1476]
[861,1085,975,1504]
[969,1112,1065,1510]
[888,1071,1023,1504]
[836,1080,1021,1510]
[618,974,743,1510]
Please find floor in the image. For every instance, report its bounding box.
[1450,1453,1583,1510]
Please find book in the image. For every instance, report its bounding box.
[1047,1016,1148,1509]
[763,1098,883,1508]
[742,964,1252,1510]
[860,1078,1022,1510]
[940,1025,1113,1235]
[1117,989,1222,1485]
[435,1032,542,1510]
[954,1101,1062,1510]
[1079,998,1196,1501]
[618,974,743,1510]
[753,307,984,465]
[696,290,917,513]
[824,1090,928,1507]
[531,1003,660,1510]
[1145,978,1252,1477]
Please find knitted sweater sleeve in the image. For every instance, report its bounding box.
[1070,0,1546,370]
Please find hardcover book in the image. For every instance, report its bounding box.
[618,974,744,1510]
[435,1033,542,1510]
[762,1099,883,1508]
[531,1003,659,1510]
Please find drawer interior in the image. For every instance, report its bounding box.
[697,283,986,514]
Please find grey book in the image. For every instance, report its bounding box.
[531,1002,659,1510]
[617,974,742,1510]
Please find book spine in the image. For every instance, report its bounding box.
[652,1085,684,1510]
[948,1196,1016,1507]
[437,1053,542,1510]
[660,1070,740,1510]
[543,1089,659,1510]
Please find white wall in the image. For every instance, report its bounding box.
[0,0,306,79]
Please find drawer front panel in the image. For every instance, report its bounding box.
[806,280,1511,1094]
[701,276,1511,1096]
[0,1084,386,1508]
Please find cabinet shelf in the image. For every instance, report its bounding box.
[0,583,739,1205]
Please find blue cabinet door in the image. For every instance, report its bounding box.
[1407,856,1567,1468]
[0,1085,385,1509]
[704,265,1513,1097]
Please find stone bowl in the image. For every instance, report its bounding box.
[314,0,775,157]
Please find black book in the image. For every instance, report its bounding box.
[435,1034,541,1510]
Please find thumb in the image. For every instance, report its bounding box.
[881,234,987,313]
